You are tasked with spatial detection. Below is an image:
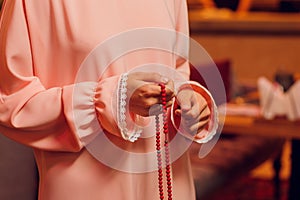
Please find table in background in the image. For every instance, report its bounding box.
[219,107,300,200]
[221,115,300,139]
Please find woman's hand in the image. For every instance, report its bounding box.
[127,72,174,117]
[175,88,210,139]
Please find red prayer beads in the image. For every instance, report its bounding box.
[156,83,173,200]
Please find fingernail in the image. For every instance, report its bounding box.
[175,110,181,116]
[161,76,169,83]
[181,105,190,111]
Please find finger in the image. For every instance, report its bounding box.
[179,102,199,121]
[132,72,169,84]
[165,80,175,98]
[184,114,210,127]
[129,104,151,117]
[188,118,210,135]
[180,105,210,125]
[129,91,174,109]
[182,101,209,120]
[175,101,206,118]
[152,80,175,99]
[130,100,174,117]
[139,84,174,102]
[175,108,182,117]
[176,91,195,112]
[176,120,208,137]
[178,99,192,112]
[194,130,209,140]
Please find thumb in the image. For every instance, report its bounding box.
[177,95,192,112]
[180,100,191,112]
[175,99,191,116]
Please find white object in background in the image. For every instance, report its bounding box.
[285,81,300,121]
[257,77,300,121]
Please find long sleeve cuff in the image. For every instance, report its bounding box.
[116,73,143,142]
[63,81,101,146]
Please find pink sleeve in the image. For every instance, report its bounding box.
[94,76,122,137]
[0,0,102,152]
[174,0,190,80]
[172,0,219,143]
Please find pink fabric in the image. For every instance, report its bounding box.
[0,1,215,199]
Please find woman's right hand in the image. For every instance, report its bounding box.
[127,72,174,117]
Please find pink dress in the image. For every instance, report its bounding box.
[0,1,217,199]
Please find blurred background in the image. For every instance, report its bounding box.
[0,0,300,200]
[188,0,300,200]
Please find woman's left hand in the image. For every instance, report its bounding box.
[174,88,210,139]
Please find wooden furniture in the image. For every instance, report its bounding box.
[188,10,300,35]
[219,105,300,199]
[190,104,298,199]
[190,126,284,199]
[221,114,300,139]
[188,9,300,86]
[190,104,289,199]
